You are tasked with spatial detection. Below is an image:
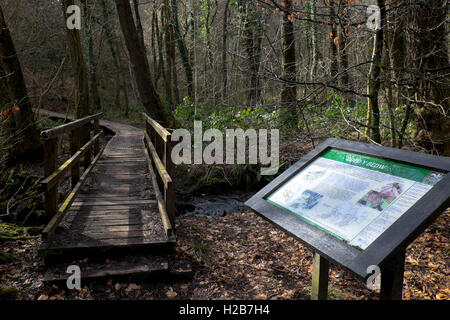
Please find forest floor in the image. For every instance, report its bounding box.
[0,207,448,300]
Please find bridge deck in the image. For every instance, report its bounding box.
[38,113,174,258]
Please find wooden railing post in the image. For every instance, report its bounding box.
[43,137,58,218]
[142,112,176,234]
[70,127,80,188]
[165,138,176,227]
[93,118,100,155]
[83,122,91,169]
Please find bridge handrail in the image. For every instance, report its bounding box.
[41,112,103,140]
[41,112,104,241]
[142,113,175,237]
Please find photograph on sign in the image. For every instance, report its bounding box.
[267,149,444,250]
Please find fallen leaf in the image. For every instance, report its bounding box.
[37,295,48,301]
[256,293,267,299]
[125,283,140,294]
[166,288,177,299]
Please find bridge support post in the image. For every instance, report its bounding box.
[71,128,80,188]
[44,137,58,218]
[83,123,91,170]
[93,118,100,155]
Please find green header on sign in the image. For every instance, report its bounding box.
[321,149,431,183]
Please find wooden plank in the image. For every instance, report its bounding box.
[142,112,171,142]
[76,194,151,199]
[71,200,157,207]
[41,132,103,191]
[76,195,145,201]
[80,230,154,239]
[68,205,156,212]
[39,238,175,258]
[43,263,169,283]
[41,112,102,140]
[66,210,144,217]
[44,260,169,283]
[311,252,329,300]
[98,159,146,164]
[66,214,145,222]
[42,146,106,241]
[143,143,173,237]
[66,215,144,222]
[82,220,146,227]
[144,132,172,188]
[81,224,153,233]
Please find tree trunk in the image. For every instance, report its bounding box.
[409,0,450,155]
[170,0,194,100]
[328,1,338,76]
[115,0,172,126]
[309,0,320,81]
[366,0,385,144]
[239,0,264,106]
[61,0,90,119]
[221,0,230,100]
[0,4,41,158]
[132,0,147,55]
[164,0,179,106]
[82,0,101,111]
[280,0,297,119]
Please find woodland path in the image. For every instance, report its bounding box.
[37,110,177,282]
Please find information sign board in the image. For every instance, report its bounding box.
[245,138,450,281]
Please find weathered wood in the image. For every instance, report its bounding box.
[70,127,81,188]
[39,238,176,258]
[41,112,102,140]
[44,138,58,218]
[97,159,146,164]
[144,145,173,237]
[43,258,169,283]
[142,112,171,142]
[93,117,100,155]
[83,122,92,169]
[144,132,172,188]
[42,146,106,241]
[311,252,329,300]
[41,132,102,191]
[380,248,405,300]
[40,110,176,262]
[165,139,176,226]
[71,200,157,207]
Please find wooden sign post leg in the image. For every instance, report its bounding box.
[311,252,329,300]
[380,248,405,300]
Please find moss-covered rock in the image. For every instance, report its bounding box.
[0,250,15,264]
[0,223,28,242]
[0,286,19,300]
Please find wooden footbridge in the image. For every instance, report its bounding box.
[37,110,185,282]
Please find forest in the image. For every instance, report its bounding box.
[0,0,449,301]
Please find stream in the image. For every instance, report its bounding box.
[177,192,254,218]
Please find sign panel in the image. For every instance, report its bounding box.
[267,149,444,250]
[245,138,450,279]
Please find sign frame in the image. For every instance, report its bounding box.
[245,138,450,281]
